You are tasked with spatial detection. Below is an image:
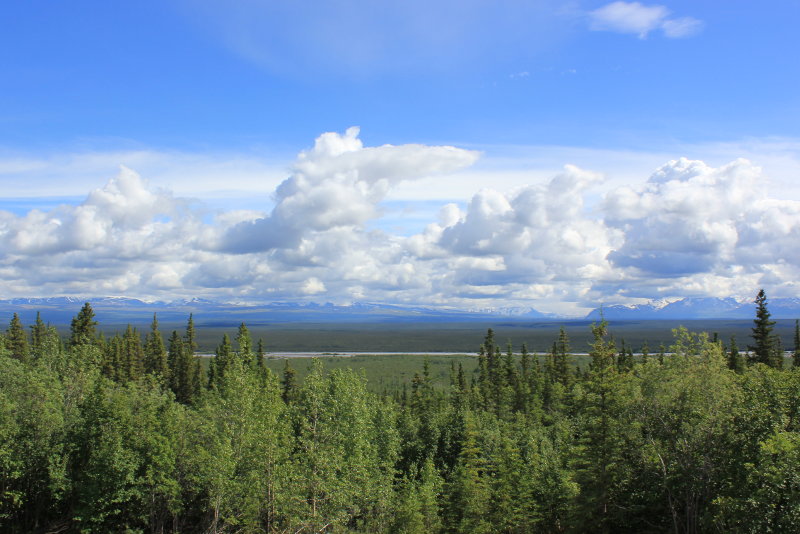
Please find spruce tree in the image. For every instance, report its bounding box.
[69,302,98,347]
[6,313,30,362]
[169,329,201,404]
[576,319,628,532]
[793,319,800,369]
[30,311,46,359]
[101,334,122,380]
[728,335,744,373]
[617,338,632,372]
[144,313,168,380]
[121,324,145,381]
[256,338,266,368]
[182,313,203,399]
[457,361,467,394]
[282,359,297,403]
[209,334,232,389]
[749,289,781,368]
[184,313,197,355]
[235,322,252,366]
[476,344,490,410]
[444,413,490,533]
[554,326,572,386]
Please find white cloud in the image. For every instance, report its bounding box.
[0,147,287,203]
[416,165,617,307]
[178,0,568,79]
[1,130,800,315]
[602,157,800,299]
[300,277,326,295]
[661,16,703,38]
[589,2,702,39]
[216,127,478,253]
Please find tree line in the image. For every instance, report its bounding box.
[1,291,799,532]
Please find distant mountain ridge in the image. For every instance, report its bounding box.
[585,297,800,320]
[0,297,555,326]
[1,295,799,326]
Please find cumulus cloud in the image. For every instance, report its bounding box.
[602,157,800,298]
[407,165,617,306]
[217,127,478,253]
[0,166,188,256]
[589,2,703,39]
[2,130,800,314]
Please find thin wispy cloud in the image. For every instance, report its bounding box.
[179,0,569,79]
[589,1,703,39]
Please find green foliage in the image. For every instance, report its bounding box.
[190,359,290,532]
[729,335,744,373]
[286,360,398,531]
[281,359,298,404]
[235,322,252,364]
[443,412,491,533]
[29,311,47,360]
[392,457,443,534]
[69,302,98,348]
[573,320,640,532]
[143,313,168,381]
[4,305,800,532]
[794,319,800,369]
[749,289,782,368]
[0,355,68,530]
[70,379,182,532]
[714,430,800,532]
[5,313,29,362]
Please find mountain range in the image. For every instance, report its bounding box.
[0,297,554,326]
[0,296,798,326]
[584,297,800,321]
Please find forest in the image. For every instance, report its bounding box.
[1,290,800,533]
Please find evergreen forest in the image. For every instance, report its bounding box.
[2,291,800,533]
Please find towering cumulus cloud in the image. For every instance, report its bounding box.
[602,158,800,298]
[404,165,614,307]
[217,127,479,253]
[1,130,799,313]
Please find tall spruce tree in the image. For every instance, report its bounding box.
[183,313,203,399]
[749,289,781,368]
[144,313,168,380]
[121,324,145,381]
[184,313,197,355]
[69,302,98,348]
[794,319,800,369]
[235,322,252,366]
[554,326,572,386]
[575,319,631,532]
[209,334,232,389]
[29,311,46,359]
[444,413,491,533]
[168,330,196,404]
[101,335,122,380]
[6,313,30,362]
[256,338,266,369]
[282,359,298,404]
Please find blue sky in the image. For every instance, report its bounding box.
[1,1,799,315]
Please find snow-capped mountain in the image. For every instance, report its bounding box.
[0,297,551,325]
[586,297,800,320]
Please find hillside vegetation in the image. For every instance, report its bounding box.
[1,293,799,533]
